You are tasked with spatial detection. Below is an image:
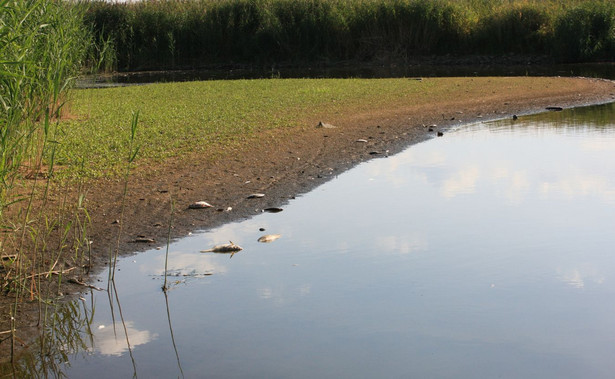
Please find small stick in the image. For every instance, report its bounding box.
[46,257,61,277]
[24,267,76,280]
[67,278,105,291]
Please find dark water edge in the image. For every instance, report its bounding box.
[77,60,615,88]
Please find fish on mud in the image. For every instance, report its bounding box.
[189,201,213,209]
[257,234,281,243]
[316,121,337,129]
[201,241,243,257]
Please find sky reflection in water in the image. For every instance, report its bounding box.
[61,103,615,378]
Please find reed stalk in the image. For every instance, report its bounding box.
[109,110,140,286]
[162,195,174,292]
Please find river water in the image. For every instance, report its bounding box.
[7,102,615,378]
[78,62,615,88]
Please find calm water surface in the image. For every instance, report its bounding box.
[79,63,615,87]
[21,103,615,377]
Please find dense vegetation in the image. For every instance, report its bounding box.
[85,0,615,71]
[0,0,92,312]
[0,0,90,214]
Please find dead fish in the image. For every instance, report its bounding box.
[189,201,213,209]
[134,237,155,243]
[201,241,243,254]
[247,193,265,199]
[546,106,563,111]
[316,121,337,129]
[356,139,368,143]
[257,234,281,243]
[263,207,283,213]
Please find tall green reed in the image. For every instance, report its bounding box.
[0,0,90,215]
[0,2,97,363]
[86,0,615,71]
[1,0,86,278]
[472,3,552,54]
[553,1,615,61]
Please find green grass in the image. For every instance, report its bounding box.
[85,0,615,71]
[58,76,586,179]
[58,78,430,177]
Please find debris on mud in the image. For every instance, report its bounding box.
[263,207,283,213]
[189,201,213,209]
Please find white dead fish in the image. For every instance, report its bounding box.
[201,241,243,256]
[316,121,337,129]
[189,201,213,209]
[247,193,265,199]
[257,234,281,243]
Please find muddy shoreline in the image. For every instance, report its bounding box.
[95,78,613,259]
[2,76,615,364]
[83,77,615,270]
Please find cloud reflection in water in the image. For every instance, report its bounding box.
[90,322,157,357]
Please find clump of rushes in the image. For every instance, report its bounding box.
[85,0,615,71]
[552,1,615,61]
[0,0,101,364]
[0,0,90,215]
[472,3,553,54]
[0,0,95,350]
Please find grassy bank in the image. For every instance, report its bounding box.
[57,76,604,179]
[59,78,429,177]
[85,0,615,71]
